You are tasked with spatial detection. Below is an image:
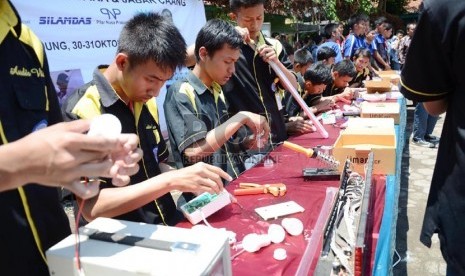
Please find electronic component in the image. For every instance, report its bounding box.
[303,168,340,181]
[282,141,340,168]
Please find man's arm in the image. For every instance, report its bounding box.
[184,111,269,161]
[0,120,142,199]
[78,162,231,221]
[423,99,448,116]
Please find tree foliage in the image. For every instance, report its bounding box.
[204,0,375,21]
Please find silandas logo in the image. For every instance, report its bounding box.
[39,16,92,25]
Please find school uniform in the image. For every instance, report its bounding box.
[343,34,366,59]
[62,65,182,226]
[400,0,465,273]
[222,33,291,147]
[349,67,370,88]
[164,71,246,179]
[318,41,343,63]
[0,2,70,275]
[322,79,344,98]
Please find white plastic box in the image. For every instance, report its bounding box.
[46,217,232,276]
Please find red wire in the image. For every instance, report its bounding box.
[74,198,86,271]
[74,177,89,272]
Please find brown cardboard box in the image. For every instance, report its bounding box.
[360,101,400,124]
[365,79,391,93]
[333,118,396,174]
[377,70,401,85]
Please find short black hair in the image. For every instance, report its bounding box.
[281,40,294,56]
[332,60,357,78]
[304,62,332,85]
[293,48,313,66]
[384,22,393,31]
[316,46,337,62]
[347,13,369,29]
[323,23,339,39]
[230,0,265,13]
[352,48,371,60]
[195,19,242,63]
[118,12,186,72]
[396,29,405,35]
[374,16,387,27]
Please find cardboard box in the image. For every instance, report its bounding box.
[333,118,396,174]
[365,79,391,93]
[360,101,400,124]
[377,70,401,85]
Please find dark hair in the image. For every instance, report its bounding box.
[347,13,369,29]
[277,40,292,57]
[396,29,405,35]
[313,34,323,45]
[304,61,332,85]
[316,46,337,62]
[117,12,186,72]
[374,16,387,27]
[323,23,339,39]
[352,48,371,60]
[230,0,265,13]
[194,19,242,63]
[384,22,393,31]
[333,60,357,78]
[293,48,313,66]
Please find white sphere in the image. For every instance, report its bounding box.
[268,224,286,243]
[281,218,304,236]
[88,114,122,138]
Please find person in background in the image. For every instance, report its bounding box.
[317,23,343,63]
[389,29,404,70]
[0,1,142,275]
[322,60,357,103]
[316,46,337,66]
[55,72,69,105]
[343,13,369,60]
[372,16,391,70]
[349,48,372,88]
[398,23,416,69]
[399,22,438,148]
[400,0,465,273]
[285,61,334,117]
[63,13,231,226]
[223,0,313,144]
[165,19,269,180]
[374,21,393,70]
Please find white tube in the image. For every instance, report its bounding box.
[268,61,329,138]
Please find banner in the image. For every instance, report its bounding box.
[12,0,207,133]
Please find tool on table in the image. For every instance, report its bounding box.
[233,183,286,197]
[282,141,340,169]
[302,168,340,181]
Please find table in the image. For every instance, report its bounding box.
[177,98,406,275]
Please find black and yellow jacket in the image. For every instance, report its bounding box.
[0,1,70,275]
[62,65,182,226]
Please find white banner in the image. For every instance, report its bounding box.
[12,0,206,134]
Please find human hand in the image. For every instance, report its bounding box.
[257,44,278,63]
[286,117,315,135]
[168,162,232,195]
[19,120,141,199]
[334,88,353,104]
[314,98,336,113]
[238,111,270,139]
[235,26,252,44]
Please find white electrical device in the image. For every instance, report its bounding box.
[46,217,232,276]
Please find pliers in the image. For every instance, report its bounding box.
[233,182,287,197]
